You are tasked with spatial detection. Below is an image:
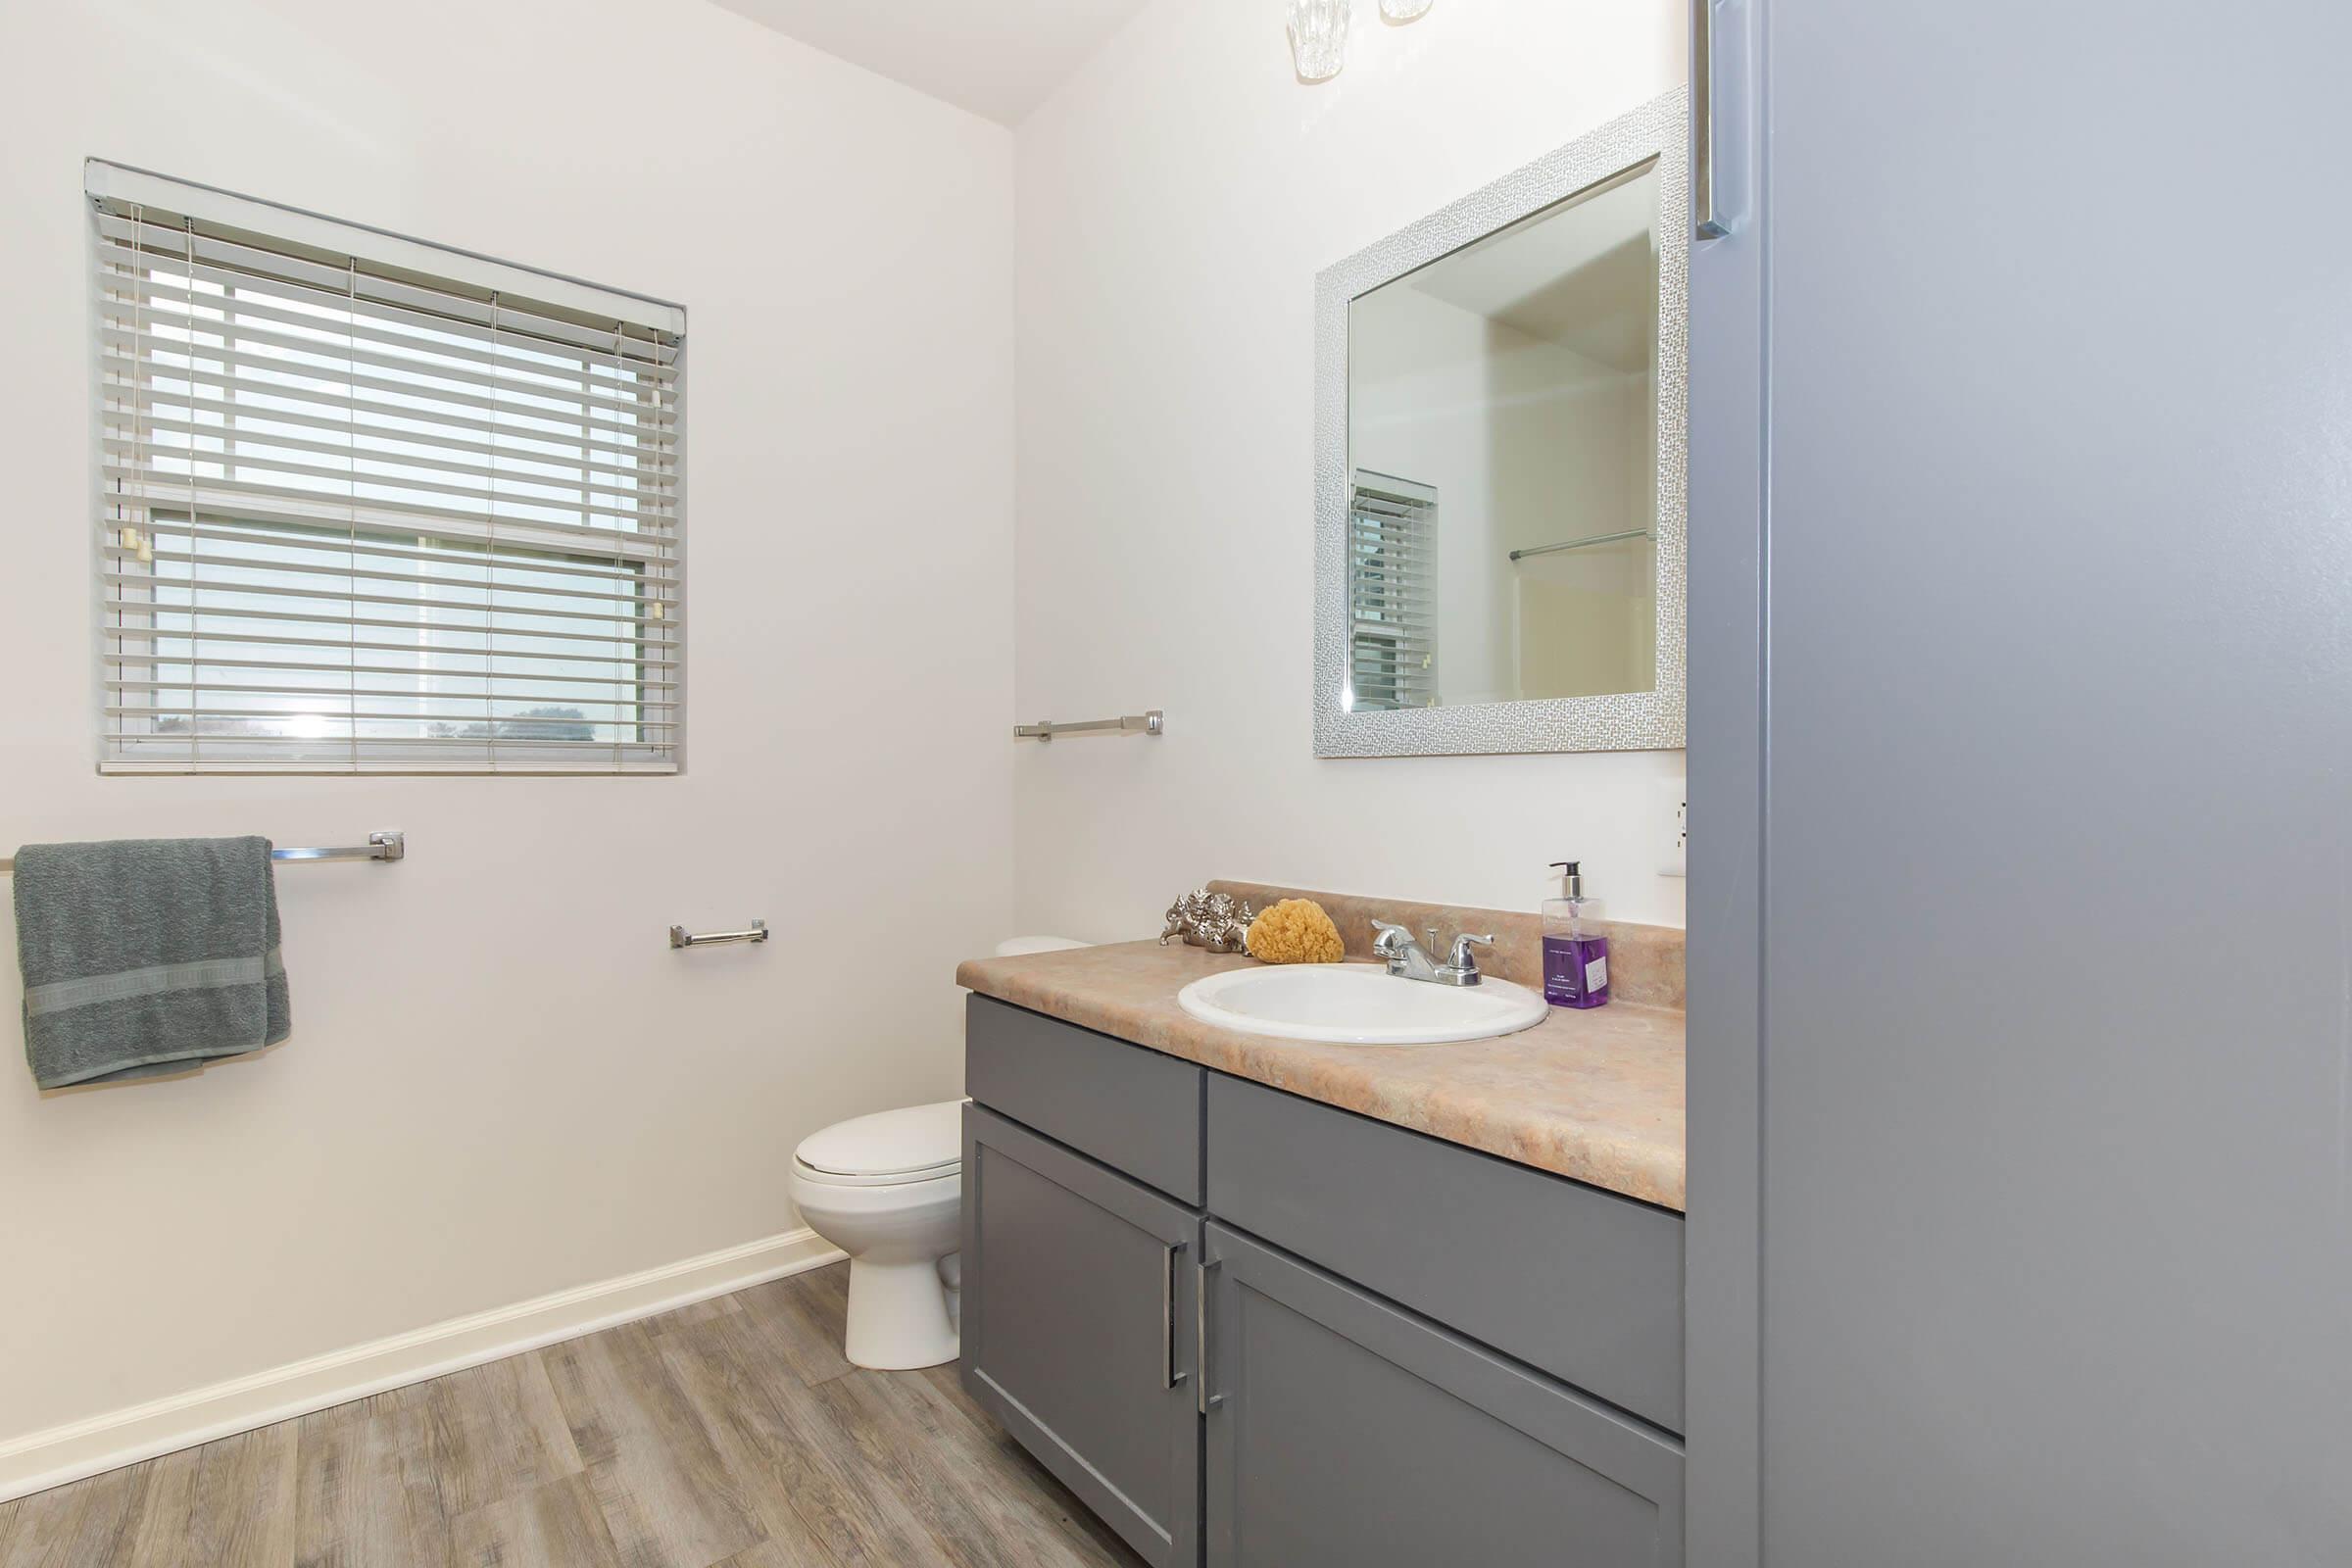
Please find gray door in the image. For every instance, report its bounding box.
[960,1106,1200,1568]
[1685,0,2352,1561]
[1200,1223,1682,1568]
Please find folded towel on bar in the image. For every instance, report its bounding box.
[11,837,291,1089]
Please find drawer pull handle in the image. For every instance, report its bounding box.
[1163,1241,1188,1390]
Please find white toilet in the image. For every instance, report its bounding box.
[790,936,1089,1370]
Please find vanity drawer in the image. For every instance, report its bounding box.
[965,996,1203,1204]
[1205,1072,1684,1433]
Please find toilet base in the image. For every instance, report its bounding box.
[842,1256,959,1370]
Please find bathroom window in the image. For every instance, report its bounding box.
[89,164,682,773]
[1346,471,1438,710]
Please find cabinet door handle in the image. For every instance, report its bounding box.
[1197,1256,1225,1416]
[1162,1241,1188,1390]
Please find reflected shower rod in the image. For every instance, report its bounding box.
[1508,528,1652,563]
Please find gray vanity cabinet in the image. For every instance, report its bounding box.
[959,1105,1201,1568]
[962,997,1684,1566]
[1201,1222,1684,1568]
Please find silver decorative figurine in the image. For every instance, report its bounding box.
[1158,889,1256,954]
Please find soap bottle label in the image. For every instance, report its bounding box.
[1543,934,1611,1008]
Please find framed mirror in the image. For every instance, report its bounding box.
[1314,89,1688,757]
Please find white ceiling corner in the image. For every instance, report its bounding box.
[705,0,1153,125]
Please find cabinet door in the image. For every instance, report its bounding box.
[1202,1223,1682,1568]
[961,1104,1200,1567]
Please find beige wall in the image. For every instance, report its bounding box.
[1011,0,1689,935]
[0,0,1014,1447]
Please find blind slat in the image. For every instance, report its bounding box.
[104,628,678,666]
[108,523,668,585]
[103,573,665,629]
[98,328,677,426]
[96,304,678,404]
[100,372,676,462]
[104,446,673,522]
[103,270,679,379]
[107,766,686,780]
[104,419,675,499]
[106,549,664,610]
[103,600,677,651]
[110,686,674,711]
[109,658,672,691]
[109,706,678,729]
[105,496,675,558]
[97,250,678,365]
[104,470,675,535]
[107,662,674,690]
[104,733,677,751]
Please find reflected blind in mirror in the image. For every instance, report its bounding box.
[89,164,682,773]
[1348,472,1438,710]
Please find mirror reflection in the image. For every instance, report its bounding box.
[1346,159,1661,710]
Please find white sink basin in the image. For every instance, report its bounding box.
[1176,963,1548,1046]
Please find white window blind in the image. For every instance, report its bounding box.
[88,163,683,773]
[1347,470,1438,710]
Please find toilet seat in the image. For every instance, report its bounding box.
[793,1157,958,1189]
[794,1101,962,1187]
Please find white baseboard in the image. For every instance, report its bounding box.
[0,1227,845,1505]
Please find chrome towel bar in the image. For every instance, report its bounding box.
[670,919,768,950]
[0,829,404,875]
[1014,710,1164,741]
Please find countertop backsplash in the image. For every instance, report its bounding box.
[1206,879,1685,1010]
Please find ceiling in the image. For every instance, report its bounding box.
[708,0,1153,126]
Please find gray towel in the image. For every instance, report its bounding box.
[12,837,291,1089]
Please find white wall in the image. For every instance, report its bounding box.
[0,0,1013,1446]
[1011,0,1688,935]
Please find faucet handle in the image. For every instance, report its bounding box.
[1446,932,1495,977]
[1370,918,1414,953]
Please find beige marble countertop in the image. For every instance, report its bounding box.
[956,939,1687,1211]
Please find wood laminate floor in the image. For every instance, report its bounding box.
[0,1263,1146,1568]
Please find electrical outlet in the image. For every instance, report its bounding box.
[1659,778,1687,878]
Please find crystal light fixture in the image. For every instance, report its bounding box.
[1380,0,1435,18]
[1288,0,1350,82]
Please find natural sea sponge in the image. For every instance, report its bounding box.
[1245,899,1345,964]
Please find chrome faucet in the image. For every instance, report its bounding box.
[1370,920,1494,987]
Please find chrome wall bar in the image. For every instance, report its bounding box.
[0,829,404,875]
[1014,710,1165,741]
[1508,528,1652,563]
[670,919,768,950]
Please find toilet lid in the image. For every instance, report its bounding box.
[796,1101,963,1180]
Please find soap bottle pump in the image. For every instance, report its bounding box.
[1543,860,1610,1009]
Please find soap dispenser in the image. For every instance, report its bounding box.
[1543,861,1610,1009]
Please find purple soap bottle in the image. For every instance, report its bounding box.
[1542,860,1610,1008]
